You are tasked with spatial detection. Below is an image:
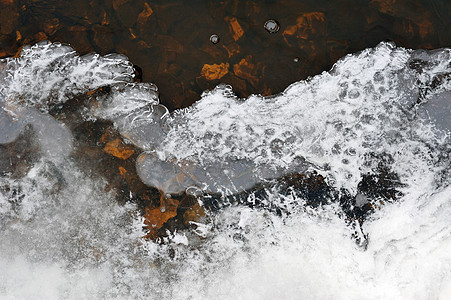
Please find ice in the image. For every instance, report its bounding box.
[0,41,450,299]
[0,104,72,164]
[134,43,449,195]
[0,41,134,113]
[92,83,168,150]
[0,103,28,144]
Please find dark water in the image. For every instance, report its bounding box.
[1,0,449,110]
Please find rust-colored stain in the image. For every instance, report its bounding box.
[129,27,137,39]
[225,16,244,41]
[43,18,60,36]
[100,127,116,143]
[101,11,109,25]
[233,56,258,87]
[222,43,240,58]
[283,12,326,41]
[138,2,153,24]
[143,196,179,234]
[201,63,229,80]
[118,166,127,177]
[104,138,135,160]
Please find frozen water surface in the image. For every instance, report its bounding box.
[0,42,450,299]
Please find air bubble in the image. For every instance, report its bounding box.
[348,89,360,99]
[264,19,280,34]
[210,34,220,44]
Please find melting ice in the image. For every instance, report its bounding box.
[0,41,450,299]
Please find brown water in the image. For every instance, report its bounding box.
[1,0,449,110]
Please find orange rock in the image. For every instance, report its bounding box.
[201,63,229,80]
[283,12,326,43]
[13,46,23,58]
[143,196,179,230]
[225,16,244,41]
[101,11,109,26]
[15,30,21,41]
[233,56,258,87]
[104,138,135,160]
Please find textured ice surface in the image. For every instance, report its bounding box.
[92,82,168,150]
[0,41,134,113]
[135,42,450,194]
[0,42,450,299]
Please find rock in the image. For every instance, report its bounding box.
[201,63,229,80]
[233,56,259,88]
[283,12,327,45]
[104,138,135,160]
[143,195,179,239]
[225,16,244,41]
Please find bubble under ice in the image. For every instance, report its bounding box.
[0,42,450,299]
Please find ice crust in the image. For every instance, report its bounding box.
[137,42,450,194]
[0,42,450,299]
[0,41,134,113]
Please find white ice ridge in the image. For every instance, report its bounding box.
[0,40,134,114]
[91,82,169,150]
[129,42,450,194]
